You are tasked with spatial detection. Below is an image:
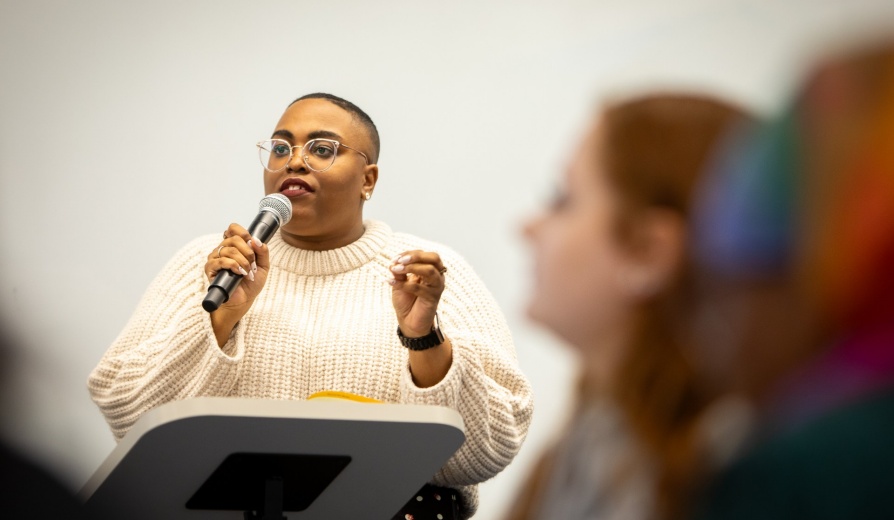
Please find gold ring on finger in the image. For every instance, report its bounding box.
[216,245,225,258]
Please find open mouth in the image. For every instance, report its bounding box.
[279,178,314,197]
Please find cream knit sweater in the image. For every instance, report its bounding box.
[88,220,533,518]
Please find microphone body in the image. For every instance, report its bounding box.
[202,194,292,312]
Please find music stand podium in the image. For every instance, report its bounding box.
[79,397,465,519]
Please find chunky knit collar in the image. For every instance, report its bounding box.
[266,220,392,276]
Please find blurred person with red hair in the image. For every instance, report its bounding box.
[689,37,894,520]
[506,93,756,520]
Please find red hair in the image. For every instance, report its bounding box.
[601,94,753,520]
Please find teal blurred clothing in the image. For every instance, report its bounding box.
[692,384,894,520]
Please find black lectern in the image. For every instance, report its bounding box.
[79,397,465,519]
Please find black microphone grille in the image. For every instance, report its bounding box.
[258,193,293,226]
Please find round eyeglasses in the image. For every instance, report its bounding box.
[257,138,369,173]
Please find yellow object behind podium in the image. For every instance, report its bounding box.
[306,391,383,403]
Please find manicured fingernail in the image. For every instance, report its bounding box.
[387,277,396,285]
[238,267,248,276]
[398,255,412,264]
[249,269,256,281]
[391,264,405,272]
[251,261,257,272]
[391,254,402,263]
[252,236,263,246]
[247,240,252,248]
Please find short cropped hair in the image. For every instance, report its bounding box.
[291,93,380,163]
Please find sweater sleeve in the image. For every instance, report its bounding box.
[397,250,534,490]
[87,235,244,440]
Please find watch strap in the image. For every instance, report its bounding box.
[397,315,445,351]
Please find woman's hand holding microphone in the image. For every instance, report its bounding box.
[205,223,268,347]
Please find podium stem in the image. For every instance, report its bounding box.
[244,476,286,520]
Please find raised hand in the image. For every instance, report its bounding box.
[388,250,447,337]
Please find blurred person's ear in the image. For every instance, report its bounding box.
[619,208,686,299]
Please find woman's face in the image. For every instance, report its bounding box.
[524,120,637,352]
[263,98,377,249]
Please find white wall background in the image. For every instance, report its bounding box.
[1,1,892,517]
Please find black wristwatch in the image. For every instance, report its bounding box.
[397,313,446,351]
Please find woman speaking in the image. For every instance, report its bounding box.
[88,93,533,520]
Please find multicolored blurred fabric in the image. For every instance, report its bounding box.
[693,68,894,330]
[807,73,894,330]
[690,40,894,520]
[691,108,798,280]
[690,42,894,426]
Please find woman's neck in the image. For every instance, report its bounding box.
[578,323,634,397]
[277,220,366,251]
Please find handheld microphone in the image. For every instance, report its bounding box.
[202,193,292,312]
